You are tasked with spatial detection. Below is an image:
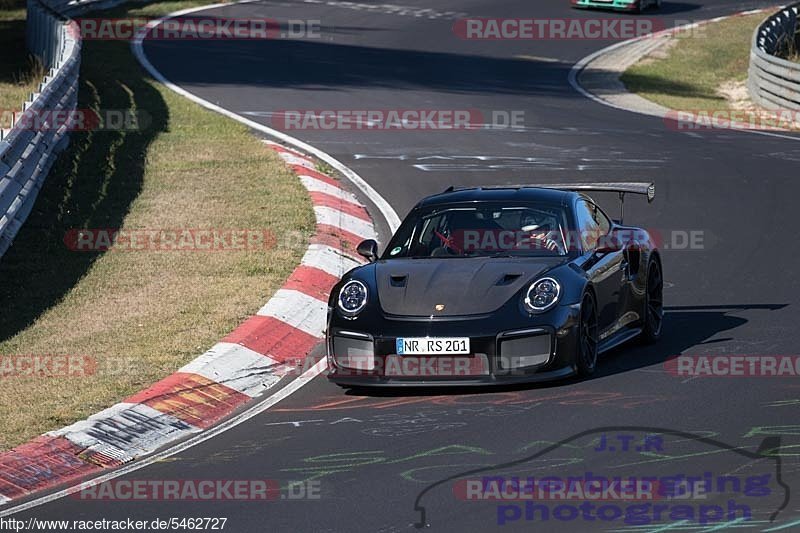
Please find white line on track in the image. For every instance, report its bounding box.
[0,0,398,516]
[131,2,402,232]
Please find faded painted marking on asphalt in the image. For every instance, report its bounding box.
[296,0,466,19]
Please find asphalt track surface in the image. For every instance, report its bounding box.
[12,0,800,531]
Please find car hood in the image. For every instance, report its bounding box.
[374,257,566,316]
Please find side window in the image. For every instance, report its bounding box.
[594,205,611,236]
[575,199,603,251]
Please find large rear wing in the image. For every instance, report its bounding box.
[530,182,655,223]
[447,182,655,201]
[532,182,655,203]
[443,182,655,222]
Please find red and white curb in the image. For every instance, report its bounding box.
[0,141,374,505]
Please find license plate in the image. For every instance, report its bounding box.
[396,337,470,355]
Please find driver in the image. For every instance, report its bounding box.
[519,211,563,253]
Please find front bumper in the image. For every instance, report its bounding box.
[327,304,580,387]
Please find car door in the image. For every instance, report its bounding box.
[575,198,625,336]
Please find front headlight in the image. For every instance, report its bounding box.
[338,279,368,317]
[524,277,560,313]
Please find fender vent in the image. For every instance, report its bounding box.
[497,273,521,286]
[390,275,408,287]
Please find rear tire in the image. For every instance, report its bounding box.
[640,259,664,344]
[576,292,599,377]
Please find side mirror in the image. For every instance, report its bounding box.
[357,239,379,262]
[594,233,623,254]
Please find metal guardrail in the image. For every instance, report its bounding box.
[0,0,80,258]
[0,0,134,259]
[748,3,800,111]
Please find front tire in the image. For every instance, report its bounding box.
[576,292,599,376]
[641,259,664,344]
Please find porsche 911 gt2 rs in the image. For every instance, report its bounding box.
[326,182,662,388]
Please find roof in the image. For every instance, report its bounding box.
[415,186,575,209]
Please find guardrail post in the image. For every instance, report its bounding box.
[748,3,800,112]
[0,0,85,259]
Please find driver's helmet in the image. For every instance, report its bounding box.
[520,210,551,232]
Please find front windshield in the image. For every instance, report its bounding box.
[383,204,569,259]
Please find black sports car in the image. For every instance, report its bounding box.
[326,183,662,387]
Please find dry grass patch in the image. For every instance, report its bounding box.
[0,0,315,450]
[621,14,766,112]
[0,0,42,129]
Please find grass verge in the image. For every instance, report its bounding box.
[0,0,315,451]
[0,0,43,129]
[620,14,766,112]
